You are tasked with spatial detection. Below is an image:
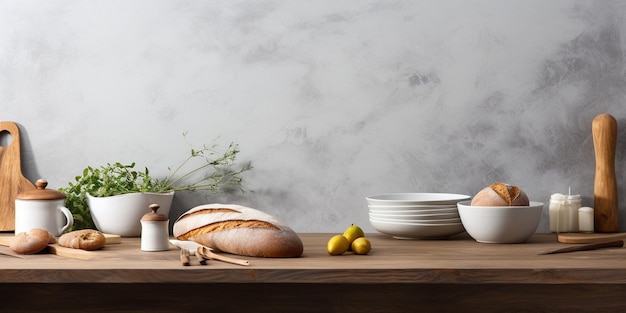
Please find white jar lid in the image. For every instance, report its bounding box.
[141,204,168,222]
[550,193,565,200]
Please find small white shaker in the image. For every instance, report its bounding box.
[578,207,594,233]
[141,204,170,251]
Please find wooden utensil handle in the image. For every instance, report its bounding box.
[558,239,624,254]
[592,114,619,232]
[199,247,250,266]
[195,247,207,265]
[180,249,190,266]
[540,239,624,254]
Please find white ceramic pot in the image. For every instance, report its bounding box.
[87,192,174,237]
[15,179,74,236]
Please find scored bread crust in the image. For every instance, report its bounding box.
[173,204,303,258]
[58,229,106,250]
[471,182,529,206]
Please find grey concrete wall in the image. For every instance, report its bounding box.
[1,0,625,233]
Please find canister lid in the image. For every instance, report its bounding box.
[550,193,581,201]
[141,204,168,221]
[550,193,565,200]
[16,179,66,200]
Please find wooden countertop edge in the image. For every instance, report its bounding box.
[0,268,625,284]
[0,233,624,284]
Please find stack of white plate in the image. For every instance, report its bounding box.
[366,193,471,239]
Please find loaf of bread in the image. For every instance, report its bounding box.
[173,204,303,258]
[471,182,529,206]
[58,229,106,251]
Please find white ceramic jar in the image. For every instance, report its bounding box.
[549,193,581,233]
[15,179,73,236]
[578,207,594,233]
[140,204,170,251]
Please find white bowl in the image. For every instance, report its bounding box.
[88,192,174,237]
[366,193,471,206]
[369,218,465,239]
[369,207,459,215]
[457,201,543,244]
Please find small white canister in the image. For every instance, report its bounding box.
[549,193,581,233]
[140,204,170,251]
[578,207,594,233]
[15,179,74,236]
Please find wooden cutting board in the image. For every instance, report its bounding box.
[558,232,626,244]
[0,121,35,231]
[0,236,97,260]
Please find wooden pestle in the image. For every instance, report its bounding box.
[592,114,619,232]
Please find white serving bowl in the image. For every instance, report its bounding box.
[366,193,471,206]
[88,192,174,237]
[369,218,465,239]
[457,201,543,244]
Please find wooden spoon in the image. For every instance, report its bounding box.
[197,246,250,266]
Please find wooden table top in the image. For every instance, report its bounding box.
[0,232,625,284]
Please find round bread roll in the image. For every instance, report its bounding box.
[48,233,57,244]
[471,182,529,206]
[58,229,106,251]
[10,228,50,254]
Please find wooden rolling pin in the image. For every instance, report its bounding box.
[592,113,619,232]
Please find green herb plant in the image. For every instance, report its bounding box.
[59,136,252,230]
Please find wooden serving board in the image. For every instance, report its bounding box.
[558,232,626,244]
[103,233,122,244]
[45,244,98,260]
[0,234,119,260]
[0,121,35,231]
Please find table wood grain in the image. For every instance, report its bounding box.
[0,232,624,312]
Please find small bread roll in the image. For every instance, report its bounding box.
[10,228,50,254]
[471,182,529,206]
[58,229,106,251]
[48,233,57,244]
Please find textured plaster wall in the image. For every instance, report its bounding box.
[1,0,626,233]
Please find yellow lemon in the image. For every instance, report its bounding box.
[351,237,371,255]
[343,224,365,247]
[327,235,349,255]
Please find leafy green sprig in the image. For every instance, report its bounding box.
[59,138,251,231]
